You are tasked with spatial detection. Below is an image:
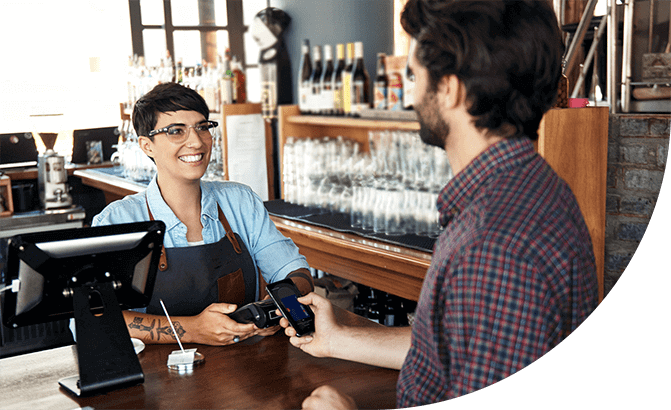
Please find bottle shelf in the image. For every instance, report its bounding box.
[285,112,419,131]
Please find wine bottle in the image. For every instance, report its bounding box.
[373,53,388,110]
[320,44,334,115]
[309,45,323,114]
[176,58,184,85]
[332,43,345,116]
[231,55,246,104]
[220,49,233,107]
[342,42,355,116]
[298,39,312,114]
[350,41,370,117]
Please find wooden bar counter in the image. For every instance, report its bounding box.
[270,215,431,302]
[0,332,399,410]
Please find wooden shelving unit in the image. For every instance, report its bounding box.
[277,104,608,302]
[538,107,609,301]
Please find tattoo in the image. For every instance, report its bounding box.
[129,317,156,340]
[157,320,186,341]
[129,317,186,341]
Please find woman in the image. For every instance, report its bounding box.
[93,82,313,346]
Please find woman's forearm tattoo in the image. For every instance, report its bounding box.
[129,317,186,341]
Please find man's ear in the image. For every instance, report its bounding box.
[439,74,465,110]
[138,136,154,159]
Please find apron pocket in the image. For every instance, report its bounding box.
[218,268,245,306]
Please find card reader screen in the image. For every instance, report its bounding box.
[281,294,310,321]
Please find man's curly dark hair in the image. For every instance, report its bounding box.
[401,0,564,140]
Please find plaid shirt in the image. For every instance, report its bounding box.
[397,138,598,406]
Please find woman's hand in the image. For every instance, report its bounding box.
[253,324,281,337]
[183,303,256,345]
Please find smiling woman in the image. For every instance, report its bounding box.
[90,81,314,348]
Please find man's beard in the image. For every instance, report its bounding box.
[415,93,449,149]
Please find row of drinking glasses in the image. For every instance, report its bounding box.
[283,131,453,237]
[112,120,156,182]
[203,125,225,181]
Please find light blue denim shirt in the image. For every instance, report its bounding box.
[92,176,309,284]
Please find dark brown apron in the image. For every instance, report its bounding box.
[145,199,258,316]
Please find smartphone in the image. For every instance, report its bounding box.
[265,279,315,337]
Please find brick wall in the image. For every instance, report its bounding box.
[605,114,670,296]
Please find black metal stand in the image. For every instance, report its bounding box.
[59,282,143,396]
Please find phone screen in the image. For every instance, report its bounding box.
[281,294,311,321]
[266,279,315,337]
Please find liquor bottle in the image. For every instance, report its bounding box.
[353,284,370,318]
[220,49,233,107]
[176,58,184,85]
[365,288,383,324]
[373,53,388,110]
[383,293,409,327]
[388,71,404,111]
[260,62,278,119]
[231,56,247,103]
[554,60,569,108]
[165,50,175,83]
[195,63,204,98]
[342,42,354,116]
[320,44,335,115]
[309,45,323,114]
[350,41,370,116]
[332,43,345,116]
[203,62,218,111]
[298,39,312,114]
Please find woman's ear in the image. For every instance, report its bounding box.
[138,136,154,159]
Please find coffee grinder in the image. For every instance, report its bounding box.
[37,132,73,210]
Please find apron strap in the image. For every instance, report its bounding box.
[146,201,168,271]
[218,206,242,254]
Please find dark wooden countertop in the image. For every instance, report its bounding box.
[0,332,399,410]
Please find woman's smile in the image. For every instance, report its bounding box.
[179,153,205,163]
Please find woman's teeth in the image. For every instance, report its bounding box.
[179,154,203,163]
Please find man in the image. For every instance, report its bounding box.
[281,0,599,408]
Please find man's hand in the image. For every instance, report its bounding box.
[302,385,357,410]
[279,292,411,370]
[279,292,338,359]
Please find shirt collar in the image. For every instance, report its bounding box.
[437,137,536,227]
[145,177,219,229]
[199,181,220,222]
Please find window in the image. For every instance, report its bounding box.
[129,0,264,102]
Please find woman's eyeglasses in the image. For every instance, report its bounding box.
[148,120,218,143]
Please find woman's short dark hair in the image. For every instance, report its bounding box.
[401,0,564,140]
[132,82,210,138]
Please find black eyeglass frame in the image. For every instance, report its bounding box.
[147,120,219,138]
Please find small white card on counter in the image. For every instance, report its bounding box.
[167,348,198,366]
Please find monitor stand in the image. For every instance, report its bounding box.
[58,282,144,396]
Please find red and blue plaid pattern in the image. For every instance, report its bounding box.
[397,138,598,406]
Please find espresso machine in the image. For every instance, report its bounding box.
[37,132,73,210]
